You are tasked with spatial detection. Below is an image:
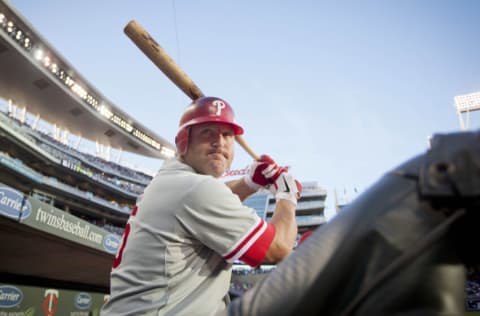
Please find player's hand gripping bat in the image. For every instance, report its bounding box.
[124,20,259,160]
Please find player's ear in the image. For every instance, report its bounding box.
[175,127,190,155]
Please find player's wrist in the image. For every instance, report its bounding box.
[275,192,298,206]
[270,173,302,206]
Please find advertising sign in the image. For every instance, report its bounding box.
[0,182,120,255]
[0,283,108,316]
[0,184,31,220]
[21,196,120,254]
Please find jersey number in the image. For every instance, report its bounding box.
[112,206,138,268]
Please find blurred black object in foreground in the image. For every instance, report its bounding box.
[221,131,480,316]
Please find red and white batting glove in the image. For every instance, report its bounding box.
[270,173,302,206]
[244,155,286,190]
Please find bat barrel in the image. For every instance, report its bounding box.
[124,20,204,100]
[124,20,260,161]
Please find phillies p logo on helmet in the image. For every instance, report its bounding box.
[212,100,226,116]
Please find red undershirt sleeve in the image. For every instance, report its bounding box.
[223,221,276,267]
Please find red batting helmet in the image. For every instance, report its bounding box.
[175,96,244,155]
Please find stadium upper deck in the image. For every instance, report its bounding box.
[0,0,175,160]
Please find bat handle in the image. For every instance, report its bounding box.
[235,135,259,160]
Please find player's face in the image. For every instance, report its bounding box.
[182,122,235,177]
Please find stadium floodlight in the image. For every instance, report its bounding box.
[6,21,13,33]
[454,92,480,113]
[161,146,176,158]
[98,104,113,119]
[454,91,480,130]
[71,82,87,99]
[43,55,51,67]
[50,63,58,74]
[23,37,30,48]
[33,48,43,60]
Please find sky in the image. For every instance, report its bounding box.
[8,0,480,217]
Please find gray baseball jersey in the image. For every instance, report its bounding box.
[101,158,275,316]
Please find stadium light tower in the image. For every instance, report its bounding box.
[454,91,480,130]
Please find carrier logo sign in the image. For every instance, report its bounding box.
[74,292,92,310]
[0,186,32,220]
[103,233,120,254]
[0,285,23,308]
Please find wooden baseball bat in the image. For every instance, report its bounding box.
[124,20,259,160]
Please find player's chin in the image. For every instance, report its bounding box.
[207,161,228,178]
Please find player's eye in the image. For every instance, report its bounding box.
[199,127,215,138]
[222,131,234,138]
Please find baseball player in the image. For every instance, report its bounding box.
[101,96,301,316]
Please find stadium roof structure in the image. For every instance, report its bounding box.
[0,1,176,160]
